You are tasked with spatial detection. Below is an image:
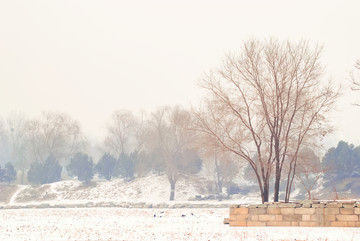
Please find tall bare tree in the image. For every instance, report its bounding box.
[25,111,83,164]
[104,110,137,158]
[193,39,339,203]
[351,60,360,105]
[146,106,195,201]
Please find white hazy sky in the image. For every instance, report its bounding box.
[1,0,360,147]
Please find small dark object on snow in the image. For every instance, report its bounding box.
[154,214,156,217]
[160,211,164,214]
[181,214,186,217]
[191,213,194,216]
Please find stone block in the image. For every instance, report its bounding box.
[258,215,276,221]
[276,215,282,221]
[295,208,315,215]
[340,208,354,215]
[302,215,311,221]
[246,221,266,227]
[282,214,302,221]
[354,208,360,214]
[336,215,358,221]
[229,220,247,227]
[266,221,291,226]
[316,208,339,215]
[250,215,259,221]
[356,222,360,227]
[233,207,249,215]
[291,222,299,226]
[267,207,281,214]
[330,221,348,227]
[299,221,318,227]
[280,208,295,215]
[249,208,267,215]
[326,202,343,208]
[347,222,356,227]
[230,214,249,221]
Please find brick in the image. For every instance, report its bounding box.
[246,221,266,227]
[316,208,339,215]
[266,221,291,226]
[326,203,343,208]
[295,208,315,215]
[336,215,358,221]
[232,208,249,215]
[347,222,356,227]
[249,208,267,215]
[356,222,360,227]
[299,221,318,227]
[340,208,354,215]
[258,215,276,221]
[280,208,295,215]
[282,214,302,221]
[291,221,299,226]
[250,215,259,221]
[302,215,311,221]
[267,207,281,214]
[229,220,247,227]
[330,221,348,227]
[275,215,282,221]
[354,208,360,214]
[230,214,249,221]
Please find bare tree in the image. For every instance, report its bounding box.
[104,110,137,158]
[25,111,83,164]
[351,60,360,106]
[146,106,195,201]
[193,39,339,203]
[292,148,325,200]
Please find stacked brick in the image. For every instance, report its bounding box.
[229,201,360,227]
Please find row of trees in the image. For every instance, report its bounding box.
[1,39,357,203]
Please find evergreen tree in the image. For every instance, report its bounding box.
[67,152,94,183]
[95,153,118,180]
[27,155,62,185]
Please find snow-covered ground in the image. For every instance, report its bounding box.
[1,207,360,241]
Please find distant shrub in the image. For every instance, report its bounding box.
[67,152,94,183]
[95,153,118,180]
[0,162,17,184]
[27,155,62,185]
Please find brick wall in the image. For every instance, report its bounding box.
[229,201,360,227]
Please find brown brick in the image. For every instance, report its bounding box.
[275,215,282,221]
[282,214,302,221]
[330,221,348,227]
[258,215,276,221]
[249,208,267,215]
[302,215,311,221]
[354,208,360,214]
[340,208,354,215]
[246,221,266,227]
[229,220,247,227]
[266,221,291,226]
[280,208,295,215]
[316,208,339,215]
[336,215,358,221]
[355,222,360,227]
[347,222,356,227]
[291,221,299,226]
[231,214,249,221]
[233,207,249,215]
[299,221,318,227]
[295,208,315,215]
[267,207,281,214]
[249,215,259,221]
[327,203,343,208]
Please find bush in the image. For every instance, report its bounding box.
[27,155,62,185]
[67,152,94,183]
[95,153,118,180]
[117,153,134,182]
[0,162,17,184]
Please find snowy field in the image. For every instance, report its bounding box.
[1,208,360,241]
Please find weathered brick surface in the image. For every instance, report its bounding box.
[336,215,358,221]
[229,201,360,227]
[340,208,354,215]
[249,208,267,215]
[294,208,315,215]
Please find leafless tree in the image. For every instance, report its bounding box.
[146,106,195,201]
[193,39,339,203]
[25,111,83,165]
[350,60,360,105]
[104,110,137,158]
[291,148,325,200]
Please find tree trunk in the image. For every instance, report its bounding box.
[217,180,223,201]
[263,183,269,203]
[169,180,175,201]
[274,162,281,202]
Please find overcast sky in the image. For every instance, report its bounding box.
[1,0,359,148]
